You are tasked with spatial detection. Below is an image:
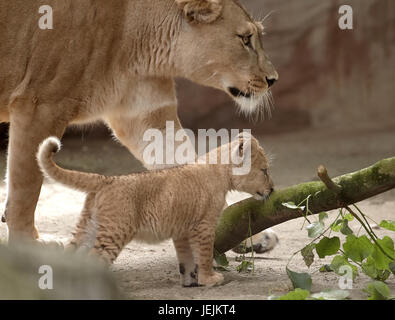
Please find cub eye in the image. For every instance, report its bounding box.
[239,34,253,48]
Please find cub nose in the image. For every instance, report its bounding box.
[266,77,277,88]
[269,187,274,195]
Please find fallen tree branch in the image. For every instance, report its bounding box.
[214,157,395,254]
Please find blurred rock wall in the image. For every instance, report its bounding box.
[177,0,395,133]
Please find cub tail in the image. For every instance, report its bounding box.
[37,137,112,192]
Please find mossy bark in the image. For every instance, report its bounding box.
[214,157,395,254]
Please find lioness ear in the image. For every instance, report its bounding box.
[176,0,223,24]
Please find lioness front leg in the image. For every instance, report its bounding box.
[106,104,195,170]
[5,102,71,242]
[104,78,195,169]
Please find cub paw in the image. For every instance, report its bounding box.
[198,271,224,287]
[180,263,199,287]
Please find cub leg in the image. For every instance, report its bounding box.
[173,238,199,287]
[5,102,70,242]
[88,207,135,264]
[189,224,224,287]
[89,230,125,265]
[67,192,96,249]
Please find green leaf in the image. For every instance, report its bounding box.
[306,221,325,238]
[362,256,378,279]
[331,219,353,235]
[319,212,328,223]
[389,261,395,275]
[319,264,333,273]
[363,281,390,300]
[301,243,315,267]
[379,220,395,232]
[282,202,305,211]
[371,236,395,270]
[343,213,354,221]
[310,289,349,300]
[286,267,312,291]
[343,235,374,263]
[214,252,229,267]
[315,237,340,258]
[236,260,253,273]
[277,288,310,300]
[340,220,354,235]
[214,266,228,271]
[330,255,358,280]
[376,270,391,282]
[331,219,343,232]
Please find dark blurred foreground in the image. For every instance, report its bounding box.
[0,241,123,299]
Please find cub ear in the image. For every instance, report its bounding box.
[233,132,252,159]
[176,0,223,24]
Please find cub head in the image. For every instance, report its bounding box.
[175,0,278,116]
[230,132,274,200]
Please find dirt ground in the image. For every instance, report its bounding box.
[0,123,394,300]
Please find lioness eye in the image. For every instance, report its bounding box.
[261,168,268,176]
[239,34,253,48]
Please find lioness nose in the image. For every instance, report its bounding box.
[266,77,277,88]
[269,187,274,195]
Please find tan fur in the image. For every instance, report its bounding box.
[37,134,274,287]
[0,0,278,241]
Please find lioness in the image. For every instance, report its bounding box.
[37,133,274,286]
[0,0,278,241]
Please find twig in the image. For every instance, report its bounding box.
[317,165,342,194]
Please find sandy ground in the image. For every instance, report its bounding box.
[0,123,394,300]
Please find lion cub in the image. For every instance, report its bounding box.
[37,133,274,287]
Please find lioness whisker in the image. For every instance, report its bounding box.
[261,10,275,25]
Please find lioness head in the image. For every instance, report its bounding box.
[175,0,278,116]
[230,133,274,200]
